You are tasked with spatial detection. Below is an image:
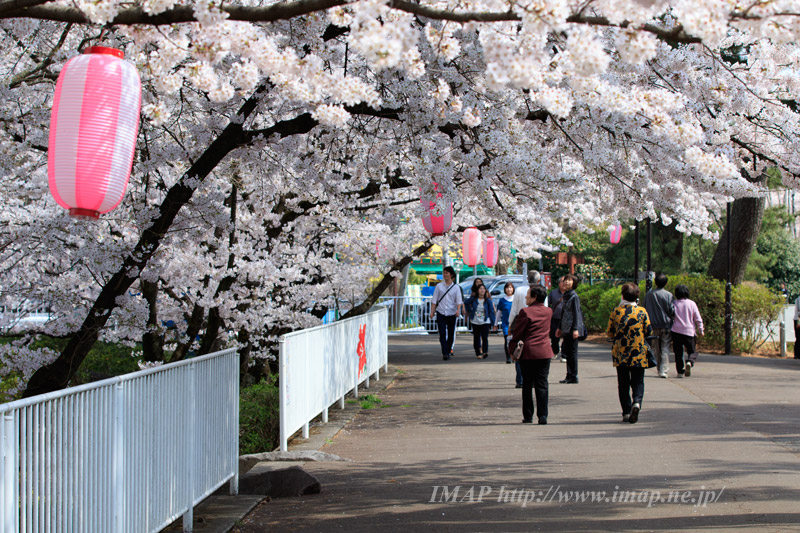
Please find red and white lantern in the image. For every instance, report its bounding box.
[609,224,622,244]
[482,236,499,267]
[420,182,452,236]
[48,46,142,219]
[462,227,482,267]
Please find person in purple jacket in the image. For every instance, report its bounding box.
[671,284,704,377]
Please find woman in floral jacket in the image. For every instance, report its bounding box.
[607,282,653,424]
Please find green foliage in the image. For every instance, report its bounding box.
[407,268,428,285]
[747,207,800,299]
[731,282,785,352]
[577,275,782,353]
[575,282,623,332]
[239,377,280,454]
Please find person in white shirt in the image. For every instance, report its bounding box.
[508,271,542,387]
[429,266,464,360]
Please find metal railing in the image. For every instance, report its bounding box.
[279,307,388,451]
[0,348,239,533]
[376,296,472,334]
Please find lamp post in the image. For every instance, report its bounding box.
[725,202,732,355]
[646,218,652,294]
[634,221,640,285]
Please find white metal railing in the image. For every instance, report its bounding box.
[279,307,388,451]
[376,295,472,334]
[0,347,239,533]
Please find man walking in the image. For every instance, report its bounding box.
[430,266,463,360]
[644,272,674,378]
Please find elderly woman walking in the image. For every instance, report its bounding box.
[607,282,653,424]
[510,285,554,425]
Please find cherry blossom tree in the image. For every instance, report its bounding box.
[1,0,800,397]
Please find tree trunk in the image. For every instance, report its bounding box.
[140,279,164,362]
[21,84,279,397]
[707,171,767,284]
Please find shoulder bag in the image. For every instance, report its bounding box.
[511,340,524,362]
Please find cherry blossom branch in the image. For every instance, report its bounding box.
[0,0,706,45]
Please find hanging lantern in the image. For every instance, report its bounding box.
[48,46,142,219]
[420,182,453,236]
[609,224,622,244]
[482,236,499,267]
[462,227,482,267]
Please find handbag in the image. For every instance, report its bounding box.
[644,334,658,369]
[511,340,524,362]
[645,344,658,369]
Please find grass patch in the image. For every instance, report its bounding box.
[360,394,383,409]
[708,402,718,409]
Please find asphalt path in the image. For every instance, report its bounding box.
[235,335,800,531]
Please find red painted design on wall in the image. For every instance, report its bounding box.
[357,324,367,377]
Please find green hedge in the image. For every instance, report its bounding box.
[576,274,783,352]
[239,376,280,454]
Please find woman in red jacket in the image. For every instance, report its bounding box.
[510,285,555,425]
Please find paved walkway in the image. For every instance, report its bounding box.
[234,336,800,531]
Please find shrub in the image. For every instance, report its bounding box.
[576,282,623,333]
[578,275,783,353]
[731,281,784,352]
[239,376,280,454]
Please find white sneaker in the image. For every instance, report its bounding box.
[658,372,668,379]
[685,361,692,377]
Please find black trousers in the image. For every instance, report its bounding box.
[672,332,697,374]
[562,335,578,381]
[795,324,800,359]
[520,359,551,421]
[472,323,490,355]
[549,328,561,356]
[436,313,457,356]
[616,365,645,415]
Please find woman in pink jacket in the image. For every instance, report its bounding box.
[671,284,704,377]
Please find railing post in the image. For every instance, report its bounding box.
[2,413,16,533]
[230,351,239,496]
[279,336,288,452]
[183,363,196,533]
[780,315,786,358]
[113,382,125,533]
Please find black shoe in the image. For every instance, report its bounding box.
[522,419,533,424]
[443,355,450,360]
[538,417,547,425]
[559,378,579,384]
[629,403,640,424]
[506,358,512,364]
[515,384,522,389]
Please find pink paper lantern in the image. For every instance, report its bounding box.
[482,236,499,267]
[609,225,622,244]
[48,46,142,219]
[462,227,482,267]
[420,182,452,236]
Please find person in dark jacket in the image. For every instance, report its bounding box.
[643,272,674,378]
[465,284,496,359]
[510,285,554,424]
[548,276,565,359]
[555,274,584,384]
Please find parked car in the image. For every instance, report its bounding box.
[485,275,528,306]
[459,275,497,298]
